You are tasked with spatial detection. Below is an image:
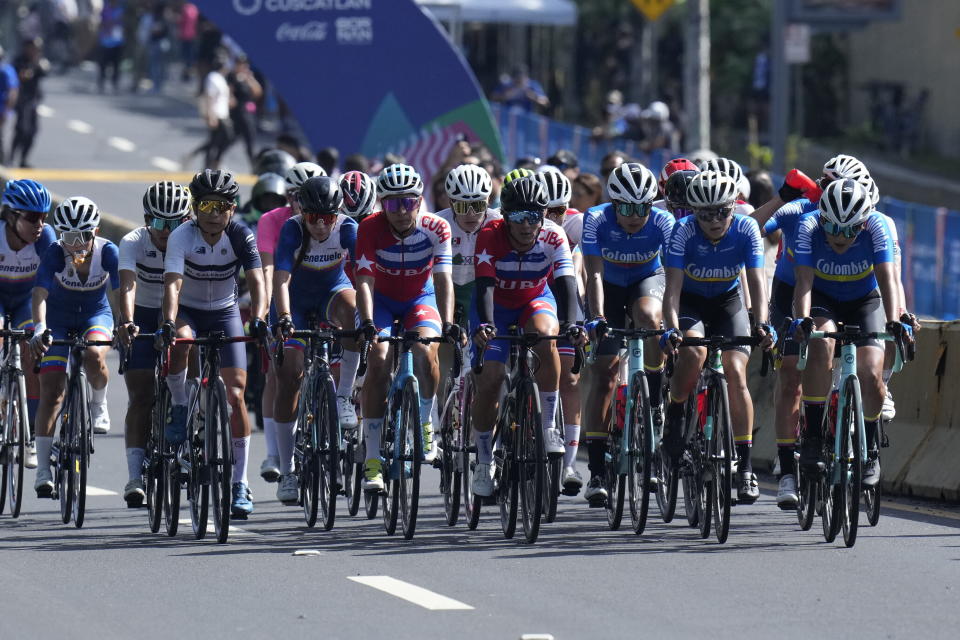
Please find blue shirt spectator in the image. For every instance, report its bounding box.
[492,64,549,112]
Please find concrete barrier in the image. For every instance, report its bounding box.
[749,320,960,503]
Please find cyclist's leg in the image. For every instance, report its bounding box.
[327,283,360,426]
[261,303,280,480]
[629,272,666,411]
[274,309,307,479]
[768,279,802,501]
[163,310,197,443]
[798,292,839,465]
[122,306,159,498]
[34,325,70,494]
[359,293,398,489]
[404,290,443,459]
[521,293,561,440]
[848,293,886,484]
[81,316,113,434]
[662,293,708,461]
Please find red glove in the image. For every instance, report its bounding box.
[779,169,822,203]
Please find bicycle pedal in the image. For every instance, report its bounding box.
[588,498,607,508]
[230,512,249,520]
[431,457,443,469]
[560,487,580,497]
[480,495,496,506]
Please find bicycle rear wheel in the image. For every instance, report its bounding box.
[4,370,27,518]
[821,435,839,543]
[73,381,90,529]
[460,374,481,530]
[711,380,734,544]
[317,376,340,532]
[57,412,73,524]
[841,376,863,548]
[209,379,232,543]
[297,383,320,527]
[655,446,679,523]
[145,388,169,533]
[398,379,422,540]
[682,462,700,528]
[163,453,181,536]
[604,430,624,530]
[864,477,881,527]
[518,381,544,543]
[628,372,653,535]
[440,381,461,526]
[343,428,361,517]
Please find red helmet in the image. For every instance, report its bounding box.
[658,157,699,193]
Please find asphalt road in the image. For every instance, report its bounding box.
[0,352,958,640]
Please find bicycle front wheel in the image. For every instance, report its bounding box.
[188,400,209,540]
[604,430,624,530]
[398,379,422,540]
[841,376,863,548]
[518,380,544,543]
[498,398,518,540]
[543,404,562,524]
[381,393,401,536]
[628,372,653,535]
[163,453,181,537]
[145,387,169,533]
[711,379,734,544]
[57,412,73,524]
[209,379,232,543]
[317,376,340,531]
[72,380,90,529]
[343,427,361,517]
[296,376,320,528]
[864,473,881,527]
[440,381,462,527]
[460,374,481,530]
[4,370,28,518]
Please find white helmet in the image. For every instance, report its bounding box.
[823,154,880,205]
[53,196,100,232]
[143,181,192,220]
[705,157,744,188]
[606,162,658,204]
[377,163,424,197]
[819,178,873,229]
[284,162,326,191]
[537,167,572,208]
[686,171,738,208]
[445,164,492,201]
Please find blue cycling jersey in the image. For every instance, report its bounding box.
[581,203,674,286]
[794,212,893,301]
[665,214,764,298]
[0,221,56,301]
[274,214,357,301]
[36,237,120,318]
[763,198,819,286]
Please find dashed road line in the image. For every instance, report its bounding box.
[177,518,261,536]
[37,104,55,118]
[67,119,93,134]
[107,136,136,152]
[86,486,118,497]
[348,576,474,611]
[151,156,181,172]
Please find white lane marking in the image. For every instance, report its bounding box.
[86,486,118,496]
[151,156,181,172]
[108,136,136,152]
[348,576,474,611]
[520,635,555,640]
[177,518,260,536]
[67,119,93,134]
[37,104,55,118]
[292,549,322,556]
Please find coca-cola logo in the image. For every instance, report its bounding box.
[276,21,328,42]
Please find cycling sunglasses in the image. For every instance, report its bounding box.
[546,205,568,218]
[505,210,544,225]
[669,205,694,218]
[451,199,488,216]
[614,202,652,218]
[381,196,421,214]
[695,205,735,222]
[820,216,864,238]
[148,216,188,231]
[305,211,337,226]
[196,199,234,215]
[61,230,95,245]
[14,209,47,224]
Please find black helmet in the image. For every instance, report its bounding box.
[500,176,547,213]
[664,170,700,207]
[253,149,297,176]
[251,172,287,208]
[298,176,343,215]
[190,169,240,201]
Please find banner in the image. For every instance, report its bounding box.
[196,0,503,181]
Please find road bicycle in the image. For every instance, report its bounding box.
[0,319,31,518]
[436,339,465,527]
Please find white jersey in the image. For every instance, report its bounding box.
[118,226,165,309]
[436,207,502,287]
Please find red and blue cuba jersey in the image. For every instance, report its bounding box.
[475,218,574,310]
[354,211,452,301]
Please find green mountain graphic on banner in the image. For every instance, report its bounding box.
[360,93,416,159]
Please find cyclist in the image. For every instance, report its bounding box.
[582,162,675,503]
[238,171,287,230]
[655,157,698,210]
[30,197,119,497]
[159,169,268,518]
[116,181,192,507]
[0,179,54,470]
[791,178,905,487]
[661,168,700,220]
[339,170,378,223]
[538,166,587,492]
[256,161,325,484]
[470,176,585,497]
[272,176,359,504]
[355,163,454,492]
[660,171,774,504]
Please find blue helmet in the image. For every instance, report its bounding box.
[2,179,52,213]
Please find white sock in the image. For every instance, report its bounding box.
[563,424,580,468]
[263,417,279,458]
[337,350,360,398]
[539,391,558,433]
[36,436,53,471]
[232,436,250,484]
[167,369,188,406]
[90,383,106,407]
[476,430,493,464]
[126,447,145,482]
[419,395,435,427]
[362,418,382,462]
[883,368,892,385]
[275,420,296,475]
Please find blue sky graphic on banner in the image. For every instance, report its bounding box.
[196,0,502,182]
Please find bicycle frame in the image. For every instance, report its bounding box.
[384,330,422,479]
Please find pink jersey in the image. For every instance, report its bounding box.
[256,206,293,255]
[354,211,452,301]
[475,218,574,309]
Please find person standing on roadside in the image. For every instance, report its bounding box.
[0,45,20,165]
[201,54,232,169]
[97,0,125,93]
[226,56,262,166]
[176,1,199,82]
[9,38,48,169]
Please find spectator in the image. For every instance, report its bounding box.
[0,45,20,165]
[546,149,580,181]
[571,173,602,212]
[599,150,628,185]
[201,53,231,169]
[491,63,549,112]
[515,156,540,171]
[226,56,262,165]
[146,1,172,93]
[316,146,340,178]
[97,0,125,93]
[9,38,48,168]
[343,152,370,173]
[637,101,677,153]
[275,132,310,162]
[49,0,79,72]
[17,4,44,45]
[175,1,198,82]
